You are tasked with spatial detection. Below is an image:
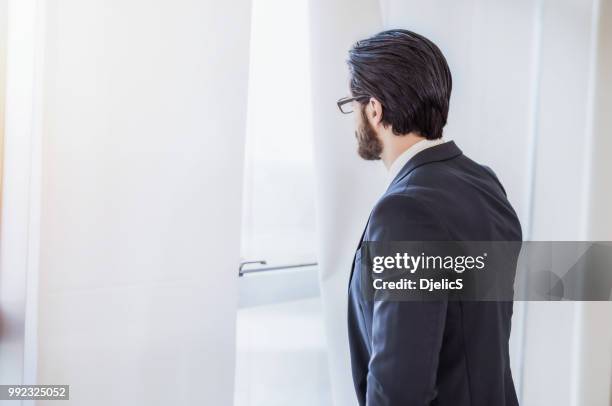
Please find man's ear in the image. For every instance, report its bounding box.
[367,97,384,127]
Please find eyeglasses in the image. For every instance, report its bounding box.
[337,95,369,114]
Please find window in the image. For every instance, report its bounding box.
[235,1,332,405]
[240,0,316,269]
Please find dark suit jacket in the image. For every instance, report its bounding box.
[348,141,522,406]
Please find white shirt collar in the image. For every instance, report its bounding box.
[387,137,447,186]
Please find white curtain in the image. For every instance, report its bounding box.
[29,1,252,404]
[0,0,44,386]
[308,1,384,405]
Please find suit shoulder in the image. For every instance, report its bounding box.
[480,164,507,196]
[371,193,427,219]
[367,193,450,241]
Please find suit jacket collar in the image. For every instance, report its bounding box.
[387,140,463,190]
[350,141,463,287]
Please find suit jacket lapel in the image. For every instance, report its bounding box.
[348,212,372,290]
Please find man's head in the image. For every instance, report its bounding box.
[346,29,452,162]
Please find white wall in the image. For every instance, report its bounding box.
[519,1,603,405]
[566,1,612,404]
[35,1,251,405]
[588,0,612,240]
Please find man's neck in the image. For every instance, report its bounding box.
[381,133,426,169]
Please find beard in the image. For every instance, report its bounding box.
[355,108,382,160]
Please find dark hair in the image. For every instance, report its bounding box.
[347,29,452,140]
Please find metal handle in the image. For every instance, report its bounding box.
[239,260,267,276]
[238,260,317,277]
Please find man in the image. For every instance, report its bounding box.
[339,30,522,405]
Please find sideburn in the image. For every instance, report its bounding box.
[356,107,383,160]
